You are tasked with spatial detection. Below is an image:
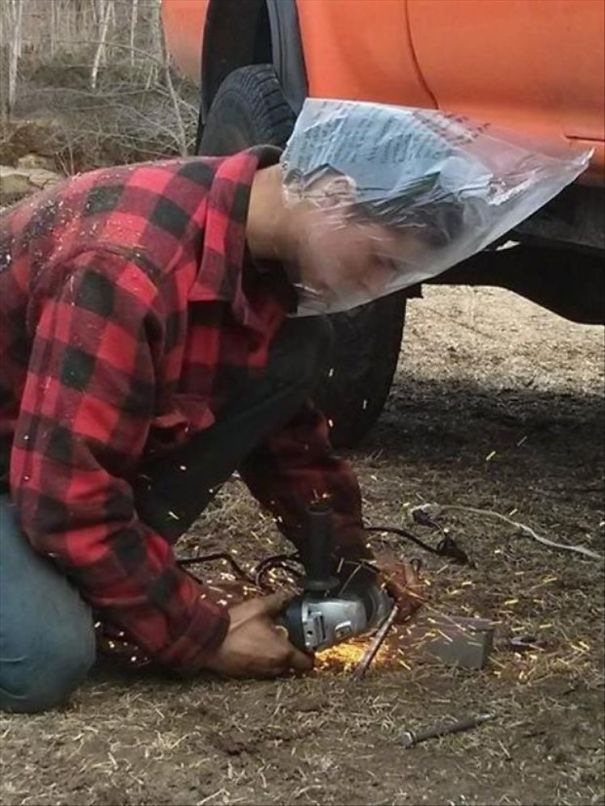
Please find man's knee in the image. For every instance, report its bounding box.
[0,495,96,712]
[0,617,96,713]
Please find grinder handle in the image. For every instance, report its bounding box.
[300,501,338,592]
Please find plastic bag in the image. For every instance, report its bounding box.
[279,99,592,316]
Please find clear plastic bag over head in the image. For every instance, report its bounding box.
[279,99,592,316]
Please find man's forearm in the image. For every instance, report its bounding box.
[240,400,370,559]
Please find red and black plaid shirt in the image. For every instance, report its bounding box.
[0,147,364,673]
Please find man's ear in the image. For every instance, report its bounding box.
[282,171,357,210]
[316,174,357,209]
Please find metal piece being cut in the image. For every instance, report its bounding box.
[351,603,399,680]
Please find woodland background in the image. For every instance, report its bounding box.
[0,0,197,176]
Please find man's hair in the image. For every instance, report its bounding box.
[350,194,472,249]
[286,164,477,249]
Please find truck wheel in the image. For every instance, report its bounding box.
[199,64,295,156]
[199,65,407,446]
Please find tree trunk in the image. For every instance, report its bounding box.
[149,0,163,63]
[5,0,24,116]
[164,55,188,156]
[90,0,112,89]
[50,0,57,57]
[129,0,139,68]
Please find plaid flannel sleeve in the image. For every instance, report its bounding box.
[240,400,373,560]
[10,250,229,673]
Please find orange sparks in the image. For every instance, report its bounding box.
[317,639,400,673]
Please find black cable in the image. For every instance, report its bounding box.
[254,556,304,591]
[177,520,471,595]
[177,550,305,591]
[364,525,471,565]
[178,552,257,584]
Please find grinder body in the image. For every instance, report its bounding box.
[281,584,392,652]
[279,502,393,652]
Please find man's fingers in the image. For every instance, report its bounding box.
[288,646,315,673]
[401,559,421,588]
[233,591,291,621]
[213,592,313,679]
[377,559,426,622]
[383,559,422,590]
[271,623,314,674]
[274,624,314,674]
[258,590,294,617]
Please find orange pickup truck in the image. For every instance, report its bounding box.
[162,0,604,445]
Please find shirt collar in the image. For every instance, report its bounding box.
[189,146,283,332]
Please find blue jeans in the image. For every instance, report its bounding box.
[0,495,96,712]
[0,317,332,712]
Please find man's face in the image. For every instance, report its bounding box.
[287,205,422,312]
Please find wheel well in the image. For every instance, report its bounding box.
[201,0,307,123]
[429,244,605,325]
[201,0,272,121]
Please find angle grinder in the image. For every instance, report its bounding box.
[278,501,394,653]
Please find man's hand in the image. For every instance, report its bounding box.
[202,592,314,679]
[334,530,425,617]
[336,549,425,622]
[374,552,425,621]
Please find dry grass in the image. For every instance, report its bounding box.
[1,286,603,806]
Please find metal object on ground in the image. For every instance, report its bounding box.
[400,712,495,748]
[508,634,548,652]
[411,615,495,669]
[351,603,399,681]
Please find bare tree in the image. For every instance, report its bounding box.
[149,0,163,62]
[164,55,188,156]
[0,0,24,120]
[90,0,114,89]
[1,0,198,165]
[49,0,57,57]
[129,0,139,68]
[14,0,24,60]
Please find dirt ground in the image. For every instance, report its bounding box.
[1,285,603,806]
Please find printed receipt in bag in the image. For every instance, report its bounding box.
[283,100,491,200]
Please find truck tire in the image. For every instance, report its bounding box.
[199,65,407,446]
